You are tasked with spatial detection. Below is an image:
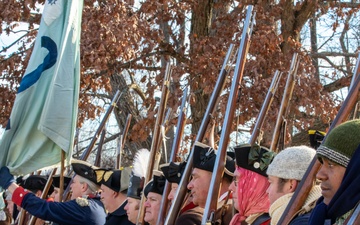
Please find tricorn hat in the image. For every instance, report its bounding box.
[52,175,72,190]
[20,175,54,194]
[233,144,275,177]
[193,141,235,178]
[144,170,166,197]
[160,161,187,184]
[71,159,100,184]
[308,130,326,150]
[96,167,131,193]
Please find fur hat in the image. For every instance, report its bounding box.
[144,170,166,197]
[96,167,131,193]
[71,159,100,184]
[267,145,316,180]
[317,119,360,167]
[127,149,150,199]
[193,141,235,178]
[233,144,275,177]
[160,161,186,184]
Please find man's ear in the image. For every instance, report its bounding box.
[288,179,299,192]
[81,182,88,192]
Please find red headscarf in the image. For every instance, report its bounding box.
[230,166,270,224]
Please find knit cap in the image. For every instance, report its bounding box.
[317,119,360,168]
[267,145,316,180]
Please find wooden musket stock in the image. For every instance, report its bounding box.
[164,43,236,225]
[116,114,132,169]
[248,70,282,145]
[156,87,189,225]
[202,6,255,224]
[94,129,106,167]
[137,64,172,225]
[278,54,360,225]
[270,53,299,152]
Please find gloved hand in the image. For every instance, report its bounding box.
[0,166,15,189]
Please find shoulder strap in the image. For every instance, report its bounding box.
[253,213,271,225]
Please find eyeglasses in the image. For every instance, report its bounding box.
[232,177,239,187]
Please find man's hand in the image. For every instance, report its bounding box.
[0,166,15,189]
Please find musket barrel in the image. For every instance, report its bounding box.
[157,87,189,225]
[278,54,360,225]
[249,70,282,145]
[270,53,299,152]
[62,90,123,200]
[137,64,172,225]
[202,5,254,224]
[165,43,235,225]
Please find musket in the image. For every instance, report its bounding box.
[158,108,173,166]
[62,90,123,200]
[28,169,58,225]
[202,6,255,224]
[269,53,299,152]
[165,43,236,225]
[116,114,132,169]
[248,70,282,145]
[137,63,172,225]
[156,87,189,225]
[278,53,360,225]
[94,129,106,167]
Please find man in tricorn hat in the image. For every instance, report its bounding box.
[0,159,106,225]
[186,141,236,225]
[49,175,71,202]
[124,148,150,224]
[143,170,166,225]
[97,167,134,225]
[160,161,203,225]
[18,175,55,225]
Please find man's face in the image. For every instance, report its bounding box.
[267,175,292,205]
[50,187,61,202]
[187,168,212,208]
[168,183,178,202]
[124,197,140,223]
[316,157,346,205]
[144,192,162,225]
[228,169,239,211]
[69,175,82,200]
[100,184,115,211]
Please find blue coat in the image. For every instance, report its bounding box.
[15,189,106,225]
[104,200,134,225]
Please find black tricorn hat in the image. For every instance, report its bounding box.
[308,130,326,150]
[127,172,145,199]
[233,144,275,177]
[20,175,54,194]
[96,167,131,193]
[71,159,100,184]
[52,175,71,190]
[160,161,187,184]
[193,141,235,177]
[144,170,166,197]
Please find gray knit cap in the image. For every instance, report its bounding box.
[267,145,316,180]
[317,119,360,168]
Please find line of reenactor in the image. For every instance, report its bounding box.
[1,119,360,225]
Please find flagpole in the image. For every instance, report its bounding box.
[59,150,65,202]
